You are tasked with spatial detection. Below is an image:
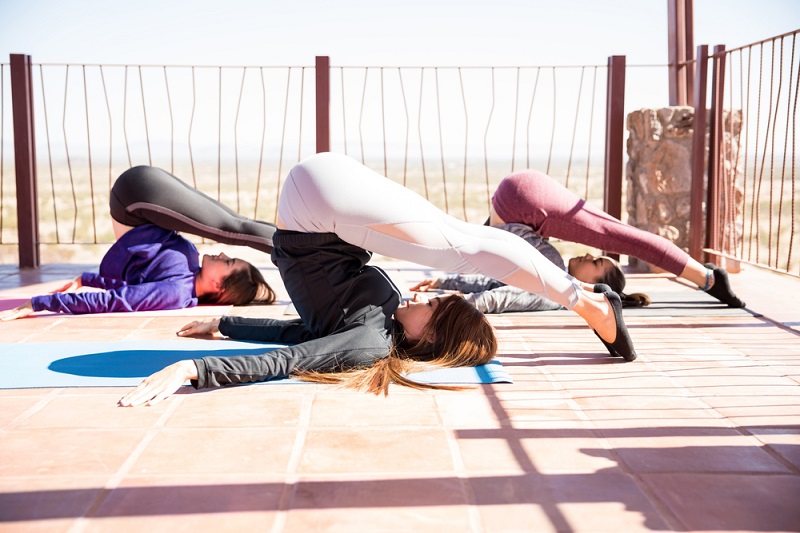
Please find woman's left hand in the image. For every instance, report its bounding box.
[0,300,34,321]
[118,360,199,407]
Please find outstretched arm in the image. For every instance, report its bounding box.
[0,275,85,321]
[118,360,199,407]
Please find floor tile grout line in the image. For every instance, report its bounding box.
[2,389,62,430]
[533,341,689,531]
[640,333,800,475]
[434,392,485,533]
[66,395,186,533]
[16,317,67,343]
[270,389,316,533]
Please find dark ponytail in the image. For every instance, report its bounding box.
[598,257,650,308]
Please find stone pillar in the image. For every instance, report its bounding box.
[625,106,742,272]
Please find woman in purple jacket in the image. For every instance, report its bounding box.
[1,166,276,321]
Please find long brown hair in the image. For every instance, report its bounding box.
[198,262,276,305]
[598,257,651,308]
[296,294,497,395]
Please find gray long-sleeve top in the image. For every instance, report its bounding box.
[192,231,402,389]
[435,223,566,314]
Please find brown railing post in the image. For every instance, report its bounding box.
[315,55,330,153]
[689,44,709,261]
[683,0,695,105]
[603,55,625,227]
[668,0,696,106]
[706,44,726,258]
[10,53,40,268]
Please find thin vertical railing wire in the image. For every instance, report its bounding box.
[380,67,388,176]
[188,66,197,187]
[138,66,152,166]
[81,65,97,242]
[358,68,368,165]
[274,67,293,222]
[565,66,586,188]
[233,67,246,213]
[163,67,174,174]
[525,67,541,170]
[511,67,520,173]
[418,68,430,199]
[584,66,599,200]
[340,68,349,157]
[217,66,222,201]
[61,66,78,242]
[254,67,267,219]
[99,66,113,189]
[547,68,557,175]
[459,67,469,221]
[434,67,449,213]
[483,67,495,211]
[789,40,799,271]
[297,67,306,164]
[398,68,410,188]
[38,66,59,244]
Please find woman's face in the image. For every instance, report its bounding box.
[199,253,248,291]
[395,293,442,341]
[567,253,614,284]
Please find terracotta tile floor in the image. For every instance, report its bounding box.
[1,255,799,532]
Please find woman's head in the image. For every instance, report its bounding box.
[396,293,497,367]
[294,294,497,396]
[196,253,275,305]
[568,253,650,308]
[568,253,623,290]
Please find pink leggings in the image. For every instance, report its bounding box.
[491,170,690,276]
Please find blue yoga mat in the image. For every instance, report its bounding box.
[0,340,511,389]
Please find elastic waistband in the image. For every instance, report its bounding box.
[273,229,345,247]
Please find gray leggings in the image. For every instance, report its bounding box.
[278,152,580,309]
[110,166,276,253]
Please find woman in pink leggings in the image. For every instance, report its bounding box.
[490,170,745,308]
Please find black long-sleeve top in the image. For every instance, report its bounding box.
[192,231,402,389]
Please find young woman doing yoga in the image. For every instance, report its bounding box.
[0,166,276,321]
[120,152,638,407]
[412,169,745,313]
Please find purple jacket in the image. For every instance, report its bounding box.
[31,225,200,314]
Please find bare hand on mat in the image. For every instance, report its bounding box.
[177,318,221,337]
[0,300,34,321]
[118,360,199,407]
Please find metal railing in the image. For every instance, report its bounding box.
[691,29,800,277]
[1,55,626,267]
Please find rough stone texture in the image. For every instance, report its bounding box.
[625,107,743,272]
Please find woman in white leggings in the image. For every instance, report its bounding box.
[279,152,635,361]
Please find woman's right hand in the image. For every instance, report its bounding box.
[409,278,440,292]
[177,318,221,337]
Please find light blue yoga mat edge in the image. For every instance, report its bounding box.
[0,340,512,389]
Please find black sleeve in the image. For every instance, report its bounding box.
[218,315,314,344]
[193,323,392,389]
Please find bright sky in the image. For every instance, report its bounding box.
[1,0,798,67]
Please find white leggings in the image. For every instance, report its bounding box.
[278,152,580,309]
